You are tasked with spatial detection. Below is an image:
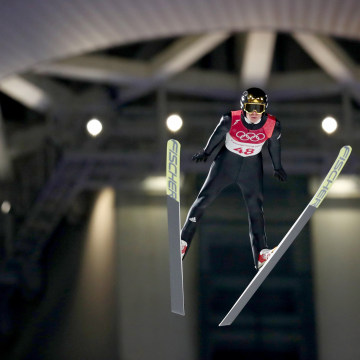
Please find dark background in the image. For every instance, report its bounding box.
[0,1,360,359]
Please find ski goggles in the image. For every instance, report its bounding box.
[244,103,266,114]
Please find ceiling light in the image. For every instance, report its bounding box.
[86,118,103,137]
[322,116,338,134]
[1,201,11,214]
[166,114,183,132]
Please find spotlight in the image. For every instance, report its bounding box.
[86,118,103,137]
[166,114,183,132]
[322,116,338,134]
[1,201,11,214]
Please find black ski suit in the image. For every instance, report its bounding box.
[181,110,285,269]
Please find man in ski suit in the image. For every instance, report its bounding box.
[181,88,287,270]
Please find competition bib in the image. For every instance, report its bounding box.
[225,110,276,157]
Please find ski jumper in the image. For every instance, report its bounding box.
[181,110,283,269]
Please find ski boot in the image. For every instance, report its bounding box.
[181,240,187,259]
[258,247,277,269]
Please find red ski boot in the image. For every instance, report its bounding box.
[258,247,277,269]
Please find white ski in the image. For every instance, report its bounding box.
[166,139,185,315]
[219,145,352,326]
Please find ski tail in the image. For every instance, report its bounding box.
[166,139,185,315]
[219,145,352,326]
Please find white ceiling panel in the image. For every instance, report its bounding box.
[0,0,359,80]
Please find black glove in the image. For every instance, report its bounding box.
[192,150,209,162]
[273,167,287,182]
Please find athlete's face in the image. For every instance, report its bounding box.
[246,110,262,123]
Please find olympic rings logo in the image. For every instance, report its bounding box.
[236,131,265,142]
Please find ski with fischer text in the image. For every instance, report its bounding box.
[166,139,185,315]
[219,145,352,326]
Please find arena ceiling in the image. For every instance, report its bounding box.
[1,0,360,78]
[0,0,360,180]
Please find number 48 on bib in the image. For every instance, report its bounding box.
[234,147,255,156]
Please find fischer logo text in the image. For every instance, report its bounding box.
[311,146,351,207]
[167,140,179,200]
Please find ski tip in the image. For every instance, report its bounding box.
[341,145,352,158]
[167,138,181,147]
[309,145,352,208]
[342,145,352,152]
